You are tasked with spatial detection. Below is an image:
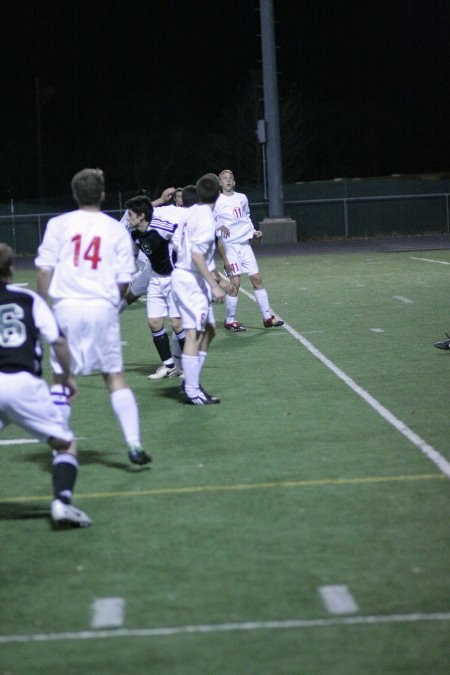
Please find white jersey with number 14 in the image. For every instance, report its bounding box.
[35,209,135,307]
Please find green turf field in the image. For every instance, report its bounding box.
[1,248,449,674]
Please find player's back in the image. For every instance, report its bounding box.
[175,204,216,273]
[150,205,186,240]
[35,209,135,306]
[0,283,57,375]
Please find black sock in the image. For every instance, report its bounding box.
[152,328,173,362]
[52,453,78,504]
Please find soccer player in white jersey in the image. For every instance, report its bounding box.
[35,168,151,466]
[171,176,231,405]
[214,169,284,332]
[0,243,91,527]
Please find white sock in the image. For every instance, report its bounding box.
[50,384,72,429]
[254,288,271,320]
[226,295,238,322]
[110,388,140,447]
[182,354,201,396]
[198,350,207,377]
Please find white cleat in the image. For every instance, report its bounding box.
[51,499,92,528]
[148,364,181,380]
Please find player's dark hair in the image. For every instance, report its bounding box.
[181,185,198,207]
[0,242,13,280]
[125,195,154,222]
[71,168,105,207]
[196,173,220,204]
[172,188,183,205]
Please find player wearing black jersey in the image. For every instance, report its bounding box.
[125,195,187,379]
[0,243,91,527]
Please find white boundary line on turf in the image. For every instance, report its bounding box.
[0,438,42,446]
[0,612,449,644]
[410,256,450,265]
[0,437,86,446]
[233,282,450,480]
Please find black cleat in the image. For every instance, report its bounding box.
[200,386,220,404]
[434,333,450,350]
[128,447,152,465]
[184,390,215,405]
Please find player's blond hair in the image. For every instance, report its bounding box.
[218,169,234,180]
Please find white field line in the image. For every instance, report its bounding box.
[410,256,450,265]
[0,612,449,644]
[0,437,86,446]
[91,598,125,628]
[318,586,359,614]
[233,282,450,480]
[393,296,414,304]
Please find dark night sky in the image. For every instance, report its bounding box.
[2,0,449,200]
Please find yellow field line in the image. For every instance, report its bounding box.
[0,473,444,504]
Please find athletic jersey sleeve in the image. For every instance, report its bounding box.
[35,217,60,268]
[31,290,61,343]
[114,227,135,284]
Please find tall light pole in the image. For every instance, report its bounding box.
[259,0,283,217]
[258,0,297,243]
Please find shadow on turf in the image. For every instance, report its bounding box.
[0,502,49,521]
[22,449,151,473]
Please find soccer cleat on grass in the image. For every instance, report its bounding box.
[199,386,220,404]
[434,333,450,350]
[184,390,214,405]
[263,315,284,328]
[128,447,152,465]
[51,499,92,528]
[148,364,180,379]
[224,320,246,332]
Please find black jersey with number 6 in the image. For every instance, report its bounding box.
[0,283,59,376]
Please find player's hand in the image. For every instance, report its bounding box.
[212,284,226,303]
[63,376,78,401]
[218,278,234,294]
[253,230,263,239]
[160,187,175,203]
[224,263,233,279]
[219,225,230,239]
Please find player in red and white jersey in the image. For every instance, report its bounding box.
[0,243,91,527]
[171,177,230,404]
[35,168,150,466]
[214,169,284,331]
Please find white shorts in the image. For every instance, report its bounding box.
[51,303,123,375]
[171,269,215,332]
[147,274,179,319]
[0,372,73,444]
[222,240,259,277]
[131,259,152,297]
